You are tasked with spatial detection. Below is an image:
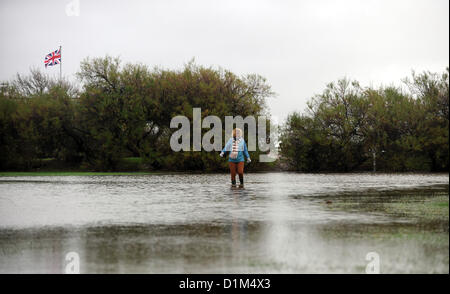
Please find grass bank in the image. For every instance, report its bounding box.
[321,188,449,229]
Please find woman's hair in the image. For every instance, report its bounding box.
[232,128,242,137]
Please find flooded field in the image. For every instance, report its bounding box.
[0,173,448,273]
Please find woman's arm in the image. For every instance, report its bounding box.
[243,140,250,160]
[220,138,232,156]
[222,138,232,153]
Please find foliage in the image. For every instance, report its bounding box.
[280,69,449,172]
[0,57,274,171]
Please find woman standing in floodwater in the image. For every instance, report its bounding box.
[220,128,251,187]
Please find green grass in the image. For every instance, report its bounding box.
[121,157,144,163]
[323,191,449,224]
[432,201,449,208]
[0,171,158,176]
[383,195,449,222]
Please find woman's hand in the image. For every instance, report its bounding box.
[220,152,224,157]
[247,157,251,163]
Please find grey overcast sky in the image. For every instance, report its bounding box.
[0,0,448,123]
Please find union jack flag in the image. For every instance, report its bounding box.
[44,48,61,68]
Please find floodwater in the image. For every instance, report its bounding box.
[0,173,448,273]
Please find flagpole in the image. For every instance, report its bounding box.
[59,45,62,83]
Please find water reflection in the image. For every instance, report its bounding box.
[0,173,448,273]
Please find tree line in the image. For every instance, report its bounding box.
[1,57,448,172]
[279,69,449,172]
[0,57,274,171]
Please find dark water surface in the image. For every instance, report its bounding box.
[0,173,448,273]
